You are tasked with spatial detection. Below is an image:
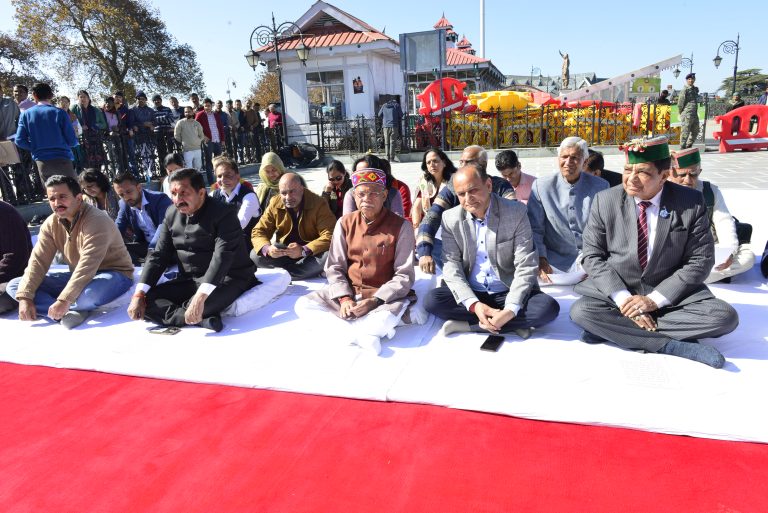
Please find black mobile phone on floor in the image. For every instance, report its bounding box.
[480,335,504,352]
[149,326,181,335]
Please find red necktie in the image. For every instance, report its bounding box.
[637,201,651,269]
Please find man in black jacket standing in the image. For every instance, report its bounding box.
[127,168,258,332]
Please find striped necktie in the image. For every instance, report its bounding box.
[637,201,651,270]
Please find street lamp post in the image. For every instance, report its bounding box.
[672,53,694,79]
[713,34,740,97]
[245,12,310,146]
[225,77,237,101]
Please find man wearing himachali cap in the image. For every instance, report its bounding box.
[570,136,739,368]
[294,168,419,355]
[669,147,754,284]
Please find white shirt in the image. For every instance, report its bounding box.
[216,183,261,230]
[461,213,521,315]
[610,188,669,309]
[131,192,156,242]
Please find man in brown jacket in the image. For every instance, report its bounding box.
[251,172,335,280]
[6,175,134,329]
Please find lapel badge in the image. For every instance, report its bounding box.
[660,206,670,219]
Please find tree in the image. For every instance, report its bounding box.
[0,31,54,88]
[12,0,205,99]
[247,71,281,108]
[718,68,768,97]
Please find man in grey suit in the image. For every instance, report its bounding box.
[424,164,560,338]
[527,137,608,283]
[570,136,738,368]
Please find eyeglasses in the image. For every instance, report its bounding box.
[672,169,701,179]
[354,190,383,200]
[329,176,344,182]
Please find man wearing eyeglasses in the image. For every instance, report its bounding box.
[251,172,336,280]
[295,168,418,355]
[417,145,515,274]
[669,148,754,284]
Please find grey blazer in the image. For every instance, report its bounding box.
[441,194,538,310]
[576,181,715,306]
[527,171,608,270]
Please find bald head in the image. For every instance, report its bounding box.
[459,145,488,171]
[279,172,305,209]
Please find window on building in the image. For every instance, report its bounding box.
[307,71,345,123]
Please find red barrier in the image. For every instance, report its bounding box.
[713,105,768,153]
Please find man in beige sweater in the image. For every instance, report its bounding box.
[173,106,205,172]
[6,175,134,329]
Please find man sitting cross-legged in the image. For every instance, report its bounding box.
[7,175,134,329]
[570,137,739,368]
[113,171,172,265]
[251,172,336,281]
[295,168,417,355]
[424,164,560,339]
[127,168,259,332]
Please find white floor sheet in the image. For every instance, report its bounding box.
[1,188,767,443]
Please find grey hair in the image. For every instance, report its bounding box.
[464,145,488,169]
[558,137,589,161]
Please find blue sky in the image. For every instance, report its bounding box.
[2,0,761,102]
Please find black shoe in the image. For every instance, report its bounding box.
[200,315,224,332]
[28,214,48,227]
[580,331,608,344]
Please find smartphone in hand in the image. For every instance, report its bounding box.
[480,335,504,352]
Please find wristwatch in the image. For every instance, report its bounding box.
[372,297,384,307]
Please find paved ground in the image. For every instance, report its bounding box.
[13,146,768,228]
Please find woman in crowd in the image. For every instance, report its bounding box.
[381,158,412,224]
[78,168,120,221]
[342,154,404,217]
[59,96,84,169]
[71,90,107,169]
[411,147,456,229]
[255,151,286,215]
[320,160,352,220]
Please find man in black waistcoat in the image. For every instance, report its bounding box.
[127,168,259,332]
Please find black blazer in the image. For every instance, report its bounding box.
[140,196,255,287]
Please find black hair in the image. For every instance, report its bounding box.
[584,149,604,173]
[213,155,239,174]
[494,149,520,171]
[164,152,185,168]
[76,90,91,104]
[31,82,53,101]
[45,174,81,196]
[203,98,213,104]
[14,84,28,94]
[78,169,111,193]
[113,172,139,186]
[326,160,348,176]
[169,168,206,191]
[420,147,456,184]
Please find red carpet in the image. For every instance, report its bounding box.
[0,362,765,513]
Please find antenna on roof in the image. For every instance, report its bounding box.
[382,25,386,34]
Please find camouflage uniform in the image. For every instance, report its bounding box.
[678,84,700,149]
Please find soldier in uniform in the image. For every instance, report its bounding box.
[677,73,699,149]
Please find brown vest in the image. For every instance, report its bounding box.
[341,209,404,299]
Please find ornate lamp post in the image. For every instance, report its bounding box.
[245,13,310,145]
[672,54,694,79]
[713,34,740,97]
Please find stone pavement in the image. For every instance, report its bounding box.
[13,147,768,226]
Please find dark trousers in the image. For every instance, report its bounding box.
[424,284,560,333]
[145,276,258,327]
[252,251,326,281]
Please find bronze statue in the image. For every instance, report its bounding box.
[559,50,570,89]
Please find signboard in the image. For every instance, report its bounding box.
[631,77,661,94]
[399,29,446,73]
